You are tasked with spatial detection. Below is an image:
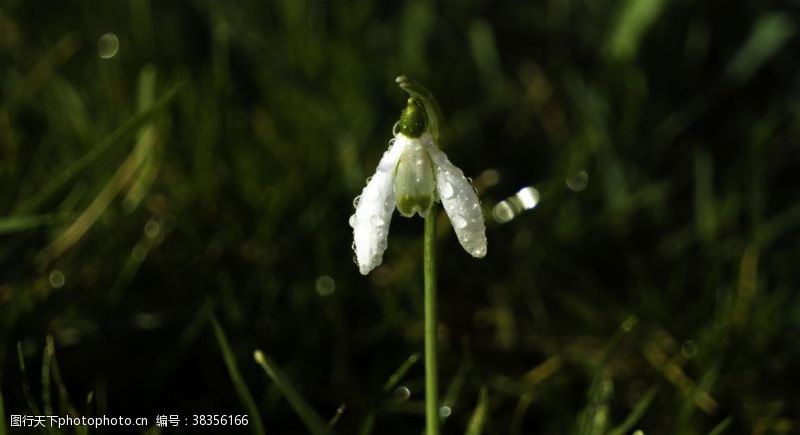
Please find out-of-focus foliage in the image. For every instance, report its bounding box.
[1,0,799,433]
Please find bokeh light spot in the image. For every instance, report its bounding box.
[315,275,336,296]
[98,33,119,59]
[49,270,65,289]
[566,170,589,192]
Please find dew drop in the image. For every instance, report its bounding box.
[352,195,361,209]
[365,176,373,184]
[453,215,468,229]
[370,215,385,227]
[366,187,379,200]
[439,406,452,418]
[392,121,401,137]
[394,386,411,401]
[348,214,358,228]
[440,182,454,199]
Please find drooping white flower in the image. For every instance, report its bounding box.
[350,98,487,275]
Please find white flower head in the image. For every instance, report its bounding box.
[350,95,487,275]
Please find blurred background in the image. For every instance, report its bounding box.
[2,0,800,434]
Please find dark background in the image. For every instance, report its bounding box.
[1,0,799,434]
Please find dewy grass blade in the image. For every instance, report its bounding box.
[253,349,331,435]
[210,317,266,435]
[382,353,420,393]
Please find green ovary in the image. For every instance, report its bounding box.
[394,144,436,217]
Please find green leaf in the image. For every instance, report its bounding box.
[253,349,331,435]
[210,317,266,435]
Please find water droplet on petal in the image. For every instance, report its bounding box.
[366,187,379,200]
[365,176,373,184]
[440,182,454,199]
[453,215,468,229]
[370,215,385,227]
[349,214,358,228]
[352,195,361,209]
[392,121,401,137]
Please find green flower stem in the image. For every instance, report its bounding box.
[424,208,440,435]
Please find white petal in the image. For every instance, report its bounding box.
[424,134,487,258]
[351,136,409,275]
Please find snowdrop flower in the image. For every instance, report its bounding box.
[350,97,487,275]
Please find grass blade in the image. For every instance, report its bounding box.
[0,214,75,235]
[16,342,41,416]
[15,82,181,215]
[606,386,658,435]
[210,317,266,435]
[707,416,732,435]
[0,387,7,435]
[41,339,53,417]
[465,388,489,435]
[46,336,78,417]
[253,349,331,435]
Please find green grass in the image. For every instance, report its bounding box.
[1,0,799,433]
